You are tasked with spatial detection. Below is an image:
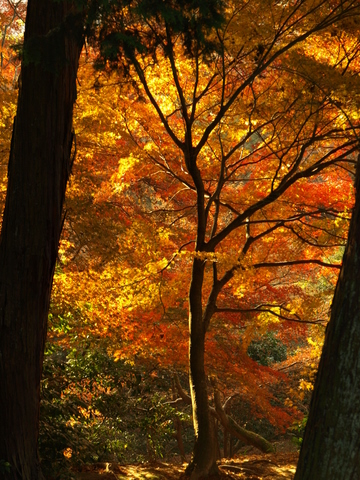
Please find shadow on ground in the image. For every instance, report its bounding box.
[74,451,298,479]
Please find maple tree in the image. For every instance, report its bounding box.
[0,1,237,478]
[78,0,360,477]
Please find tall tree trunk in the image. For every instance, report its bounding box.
[0,1,83,479]
[185,258,219,479]
[295,157,360,479]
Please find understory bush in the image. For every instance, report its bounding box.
[247,332,287,366]
[39,344,190,479]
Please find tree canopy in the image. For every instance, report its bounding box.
[1,0,360,478]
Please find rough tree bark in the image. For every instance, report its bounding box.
[294,156,360,479]
[0,1,83,479]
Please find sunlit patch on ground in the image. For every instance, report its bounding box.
[74,452,298,479]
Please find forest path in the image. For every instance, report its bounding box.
[74,451,298,479]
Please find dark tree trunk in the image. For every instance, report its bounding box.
[0,1,83,479]
[185,258,219,479]
[295,157,360,479]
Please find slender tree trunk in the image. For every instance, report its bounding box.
[172,380,186,461]
[185,258,219,479]
[295,157,360,479]
[0,1,83,479]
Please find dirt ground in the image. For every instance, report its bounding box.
[74,449,299,480]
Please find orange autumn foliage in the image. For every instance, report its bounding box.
[1,1,359,435]
[54,8,359,431]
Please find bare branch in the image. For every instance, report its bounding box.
[214,306,327,326]
[253,259,341,269]
[130,55,184,151]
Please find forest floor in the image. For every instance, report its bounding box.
[74,441,299,479]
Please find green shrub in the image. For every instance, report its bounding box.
[288,416,308,448]
[39,343,190,478]
[247,332,287,366]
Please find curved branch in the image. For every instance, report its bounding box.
[211,377,275,453]
[215,306,327,326]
